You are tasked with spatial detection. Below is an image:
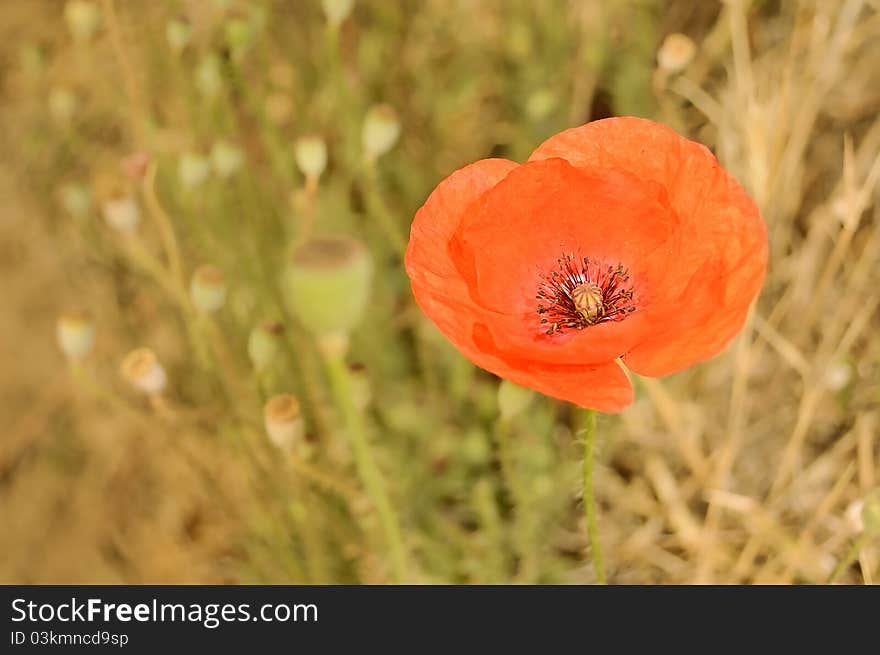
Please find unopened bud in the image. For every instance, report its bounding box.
[657,33,696,73]
[178,151,211,189]
[57,311,95,361]
[321,0,355,28]
[362,104,400,162]
[195,54,223,98]
[121,347,167,395]
[247,321,284,372]
[283,237,372,343]
[190,265,226,312]
[59,183,93,219]
[264,394,305,453]
[166,17,192,55]
[526,89,557,122]
[294,135,327,182]
[64,1,101,43]
[210,140,244,178]
[101,194,140,233]
[224,16,254,58]
[49,87,77,123]
[497,379,535,421]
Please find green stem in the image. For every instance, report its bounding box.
[323,352,409,582]
[582,409,607,584]
[827,533,869,584]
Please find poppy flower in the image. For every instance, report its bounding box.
[405,117,767,412]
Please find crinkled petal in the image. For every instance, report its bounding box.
[530,117,767,375]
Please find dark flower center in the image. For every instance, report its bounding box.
[536,253,635,335]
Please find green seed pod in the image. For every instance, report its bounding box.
[165,17,192,55]
[59,183,93,219]
[294,135,327,182]
[48,87,77,123]
[57,310,95,361]
[497,379,535,421]
[263,393,305,453]
[178,151,211,189]
[283,237,372,342]
[362,104,400,162]
[321,0,355,28]
[247,321,285,372]
[195,54,223,98]
[211,140,244,178]
[64,1,101,43]
[190,265,226,313]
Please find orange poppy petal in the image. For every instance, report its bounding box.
[530,117,767,376]
[469,323,633,412]
[405,157,519,356]
[451,157,678,365]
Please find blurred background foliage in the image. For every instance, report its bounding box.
[1,0,878,584]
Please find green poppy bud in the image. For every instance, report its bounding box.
[282,237,372,344]
[57,311,95,361]
[190,265,226,313]
[264,394,305,453]
[362,104,400,162]
[178,152,211,189]
[195,54,223,98]
[294,135,328,182]
[59,183,93,219]
[166,17,192,55]
[321,0,354,28]
[247,321,284,372]
[49,87,77,123]
[64,1,101,43]
[211,140,244,178]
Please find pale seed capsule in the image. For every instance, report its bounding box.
[282,236,372,344]
[294,135,328,182]
[210,140,244,179]
[657,33,696,73]
[195,54,223,98]
[101,194,140,233]
[247,321,284,372]
[120,347,167,395]
[263,394,305,453]
[321,0,355,28]
[166,17,192,55]
[497,379,535,421]
[59,183,93,219]
[362,104,400,162]
[48,87,77,123]
[57,311,95,361]
[190,265,226,313]
[178,151,211,189]
[64,1,101,43]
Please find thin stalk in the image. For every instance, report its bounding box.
[323,352,409,582]
[582,409,607,584]
[827,533,869,584]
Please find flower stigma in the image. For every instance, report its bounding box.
[536,253,635,336]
